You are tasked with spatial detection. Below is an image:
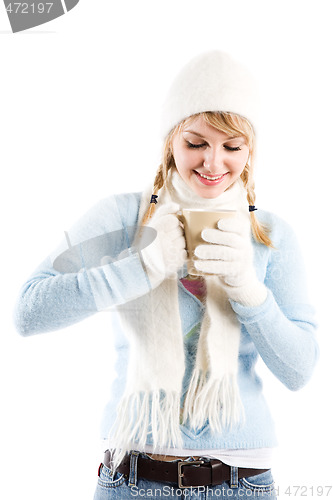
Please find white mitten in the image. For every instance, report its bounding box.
[139,202,187,289]
[193,215,267,306]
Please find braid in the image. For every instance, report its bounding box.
[141,128,177,226]
[141,163,165,225]
[241,164,273,248]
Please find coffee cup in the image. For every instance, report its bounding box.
[178,209,236,276]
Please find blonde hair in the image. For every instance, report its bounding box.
[142,112,273,248]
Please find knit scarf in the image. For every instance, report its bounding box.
[109,168,249,467]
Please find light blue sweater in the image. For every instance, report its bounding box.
[13,192,319,450]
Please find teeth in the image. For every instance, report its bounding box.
[197,172,224,180]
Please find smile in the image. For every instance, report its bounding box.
[194,170,229,186]
[196,172,224,180]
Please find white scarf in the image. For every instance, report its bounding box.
[109,168,249,467]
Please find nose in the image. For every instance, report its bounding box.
[203,147,225,174]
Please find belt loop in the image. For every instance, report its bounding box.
[230,466,238,489]
[128,450,139,487]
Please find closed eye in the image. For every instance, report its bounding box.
[186,141,206,149]
[187,141,242,151]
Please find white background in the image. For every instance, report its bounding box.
[1,1,332,498]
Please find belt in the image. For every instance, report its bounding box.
[103,450,269,489]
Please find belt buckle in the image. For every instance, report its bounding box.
[177,460,205,489]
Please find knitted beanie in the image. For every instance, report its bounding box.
[160,51,258,138]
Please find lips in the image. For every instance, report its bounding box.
[194,170,228,186]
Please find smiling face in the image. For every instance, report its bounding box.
[171,114,250,199]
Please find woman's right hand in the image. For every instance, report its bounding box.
[139,202,187,288]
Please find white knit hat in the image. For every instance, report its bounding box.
[161,51,259,138]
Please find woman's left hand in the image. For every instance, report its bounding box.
[193,215,268,307]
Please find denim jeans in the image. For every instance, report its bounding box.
[93,451,277,499]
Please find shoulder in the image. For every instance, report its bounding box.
[89,191,142,216]
[65,191,143,245]
[255,210,312,308]
[113,191,143,224]
[255,208,300,251]
[78,191,142,226]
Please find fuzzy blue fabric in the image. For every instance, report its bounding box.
[13,192,318,451]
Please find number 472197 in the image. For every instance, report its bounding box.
[284,485,332,496]
[5,3,53,14]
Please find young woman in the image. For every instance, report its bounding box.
[14,51,318,499]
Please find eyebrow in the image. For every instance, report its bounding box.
[183,130,244,141]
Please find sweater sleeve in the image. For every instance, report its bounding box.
[230,213,319,391]
[13,192,151,336]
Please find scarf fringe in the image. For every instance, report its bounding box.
[182,369,245,432]
[108,390,182,469]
